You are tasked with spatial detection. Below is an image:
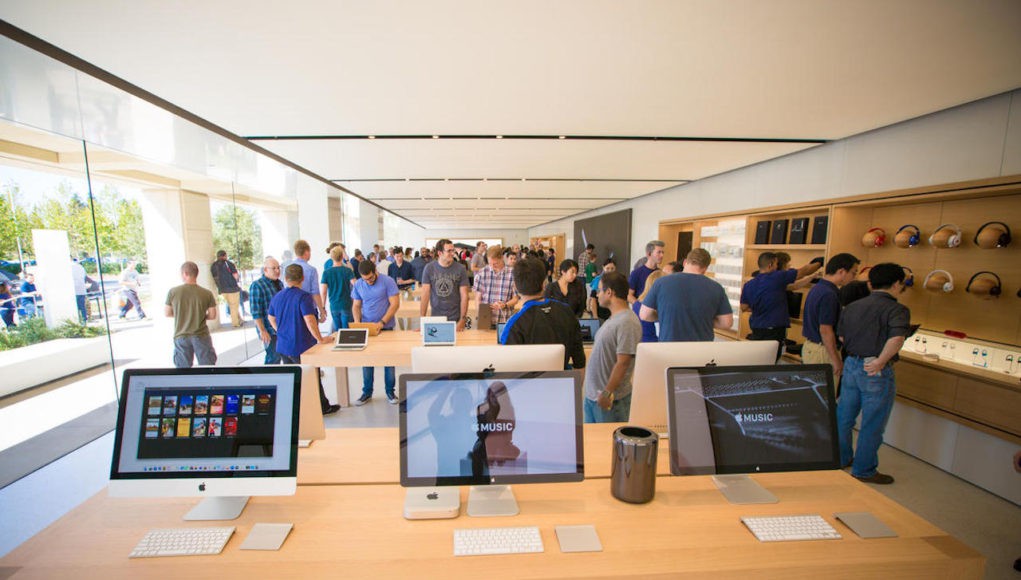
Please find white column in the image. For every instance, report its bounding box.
[30,229,77,326]
[296,181,330,264]
[138,188,217,336]
[259,209,297,263]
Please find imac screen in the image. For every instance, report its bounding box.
[399,371,583,486]
[111,367,300,482]
[666,364,838,475]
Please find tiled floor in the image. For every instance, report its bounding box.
[1,355,1018,577]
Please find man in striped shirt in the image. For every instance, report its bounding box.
[472,245,518,327]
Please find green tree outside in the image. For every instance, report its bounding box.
[212,205,263,273]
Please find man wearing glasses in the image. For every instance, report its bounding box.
[420,239,470,331]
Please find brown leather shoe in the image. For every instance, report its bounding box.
[853,472,894,484]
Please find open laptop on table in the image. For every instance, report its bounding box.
[333,328,369,351]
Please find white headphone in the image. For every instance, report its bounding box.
[923,269,955,293]
[928,223,962,248]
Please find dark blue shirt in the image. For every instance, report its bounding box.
[632,300,658,342]
[387,260,415,288]
[267,287,318,357]
[740,269,797,329]
[802,279,840,344]
[628,264,658,298]
[18,281,36,307]
[411,256,427,282]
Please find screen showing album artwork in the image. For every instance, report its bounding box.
[112,368,298,478]
[137,388,276,459]
[666,365,839,475]
[399,371,584,486]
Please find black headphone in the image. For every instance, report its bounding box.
[973,221,1012,248]
[965,271,1002,297]
[896,224,921,247]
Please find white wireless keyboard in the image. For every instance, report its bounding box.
[453,526,544,556]
[740,515,842,542]
[129,526,235,558]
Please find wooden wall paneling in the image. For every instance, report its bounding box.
[953,377,1021,438]
[868,202,943,331]
[923,196,1021,345]
[828,206,873,258]
[897,360,958,409]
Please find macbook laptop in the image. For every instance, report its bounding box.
[422,321,456,346]
[333,328,369,351]
[578,318,601,344]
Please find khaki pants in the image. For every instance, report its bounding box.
[801,340,831,365]
[222,291,241,327]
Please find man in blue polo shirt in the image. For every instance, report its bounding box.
[802,253,860,379]
[740,252,822,361]
[352,260,400,405]
[268,264,338,415]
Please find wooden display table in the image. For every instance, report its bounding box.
[0,473,983,578]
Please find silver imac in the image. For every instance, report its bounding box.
[411,344,565,374]
[628,340,778,435]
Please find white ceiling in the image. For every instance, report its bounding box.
[3,0,1021,230]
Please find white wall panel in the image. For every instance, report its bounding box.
[841,94,1011,196]
[1001,90,1021,176]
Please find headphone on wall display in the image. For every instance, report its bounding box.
[973,221,1012,248]
[862,227,886,248]
[965,271,1003,298]
[902,266,914,287]
[928,223,962,248]
[894,224,921,248]
[923,269,955,293]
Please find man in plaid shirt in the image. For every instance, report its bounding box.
[250,256,284,364]
[472,245,519,327]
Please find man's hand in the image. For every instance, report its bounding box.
[597,390,614,411]
[864,358,883,376]
[375,321,385,333]
[318,334,333,345]
[456,318,467,332]
[259,328,271,345]
[318,309,327,323]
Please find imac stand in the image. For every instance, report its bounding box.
[183,496,250,520]
[467,485,519,517]
[711,475,778,505]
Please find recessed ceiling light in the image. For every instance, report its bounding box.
[496,135,503,139]
[558,135,566,139]
[405,178,410,182]
[521,178,526,181]
[432,135,439,139]
[482,177,488,182]
[368,135,376,140]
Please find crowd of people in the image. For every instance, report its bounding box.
[156,236,911,485]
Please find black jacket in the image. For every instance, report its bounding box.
[500,298,585,369]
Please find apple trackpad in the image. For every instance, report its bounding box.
[240,523,293,550]
[834,512,897,539]
[404,488,460,520]
[555,525,602,553]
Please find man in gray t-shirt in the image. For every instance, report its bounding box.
[421,239,470,329]
[583,271,642,423]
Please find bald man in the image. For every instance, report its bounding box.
[249,256,285,364]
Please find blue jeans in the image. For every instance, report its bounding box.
[331,308,353,333]
[76,295,87,322]
[362,366,396,398]
[837,356,896,478]
[584,394,632,423]
[263,334,282,365]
